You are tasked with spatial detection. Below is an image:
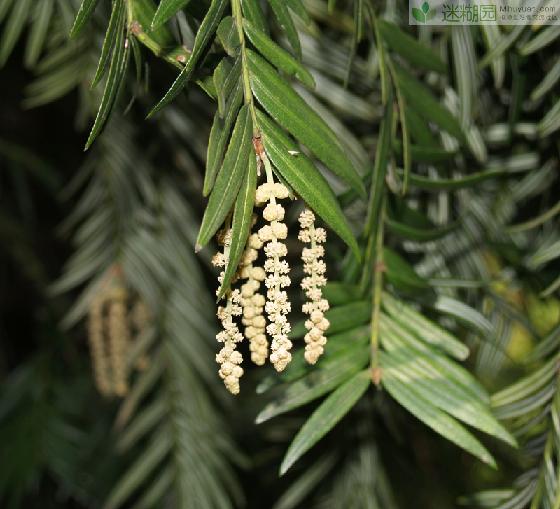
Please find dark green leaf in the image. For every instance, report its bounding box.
[130,0,176,48]
[491,354,559,408]
[287,328,369,382]
[379,314,488,402]
[525,238,560,270]
[257,110,360,258]
[541,274,560,297]
[248,50,365,196]
[380,343,515,446]
[205,81,243,196]
[117,400,166,452]
[433,295,494,337]
[148,0,228,117]
[381,352,496,467]
[365,90,393,242]
[256,345,368,423]
[392,63,466,143]
[91,0,125,88]
[0,0,15,25]
[70,0,99,38]
[280,370,370,475]
[243,18,315,88]
[241,0,268,33]
[213,58,233,118]
[352,0,365,46]
[322,282,362,306]
[538,97,560,137]
[478,25,523,69]
[196,104,252,249]
[382,293,469,360]
[133,468,174,509]
[152,0,191,29]
[393,141,456,163]
[519,25,560,56]
[377,20,446,73]
[406,107,438,146]
[396,167,524,191]
[85,22,129,149]
[257,328,368,390]
[105,432,172,509]
[24,0,54,67]
[272,455,337,509]
[531,58,560,102]
[269,0,301,58]
[129,37,143,83]
[386,217,457,242]
[0,0,32,66]
[217,154,256,298]
[288,0,311,24]
[217,16,240,56]
[384,247,429,291]
[394,84,411,194]
[290,301,371,339]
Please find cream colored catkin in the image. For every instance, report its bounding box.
[239,230,268,365]
[215,290,244,394]
[213,229,245,394]
[256,181,293,372]
[298,209,330,364]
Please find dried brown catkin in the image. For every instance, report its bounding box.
[108,287,130,397]
[88,298,112,396]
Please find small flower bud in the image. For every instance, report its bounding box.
[263,203,285,222]
[272,183,289,199]
[251,267,266,281]
[311,310,324,323]
[271,221,288,239]
[258,225,273,242]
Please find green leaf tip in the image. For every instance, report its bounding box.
[279,370,370,475]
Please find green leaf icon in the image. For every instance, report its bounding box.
[412,7,426,22]
[421,1,430,13]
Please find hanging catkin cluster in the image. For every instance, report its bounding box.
[213,230,245,394]
[87,272,150,397]
[88,297,112,396]
[239,229,268,365]
[211,141,330,394]
[298,209,330,364]
[256,181,293,372]
[107,286,129,396]
[130,300,151,371]
[215,290,245,394]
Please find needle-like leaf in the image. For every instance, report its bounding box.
[257,110,361,259]
[196,104,252,250]
[243,18,315,88]
[280,370,370,475]
[148,0,228,117]
[248,50,365,196]
[377,19,447,73]
[217,153,256,299]
[69,0,99,38]
[151,0,191,29]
